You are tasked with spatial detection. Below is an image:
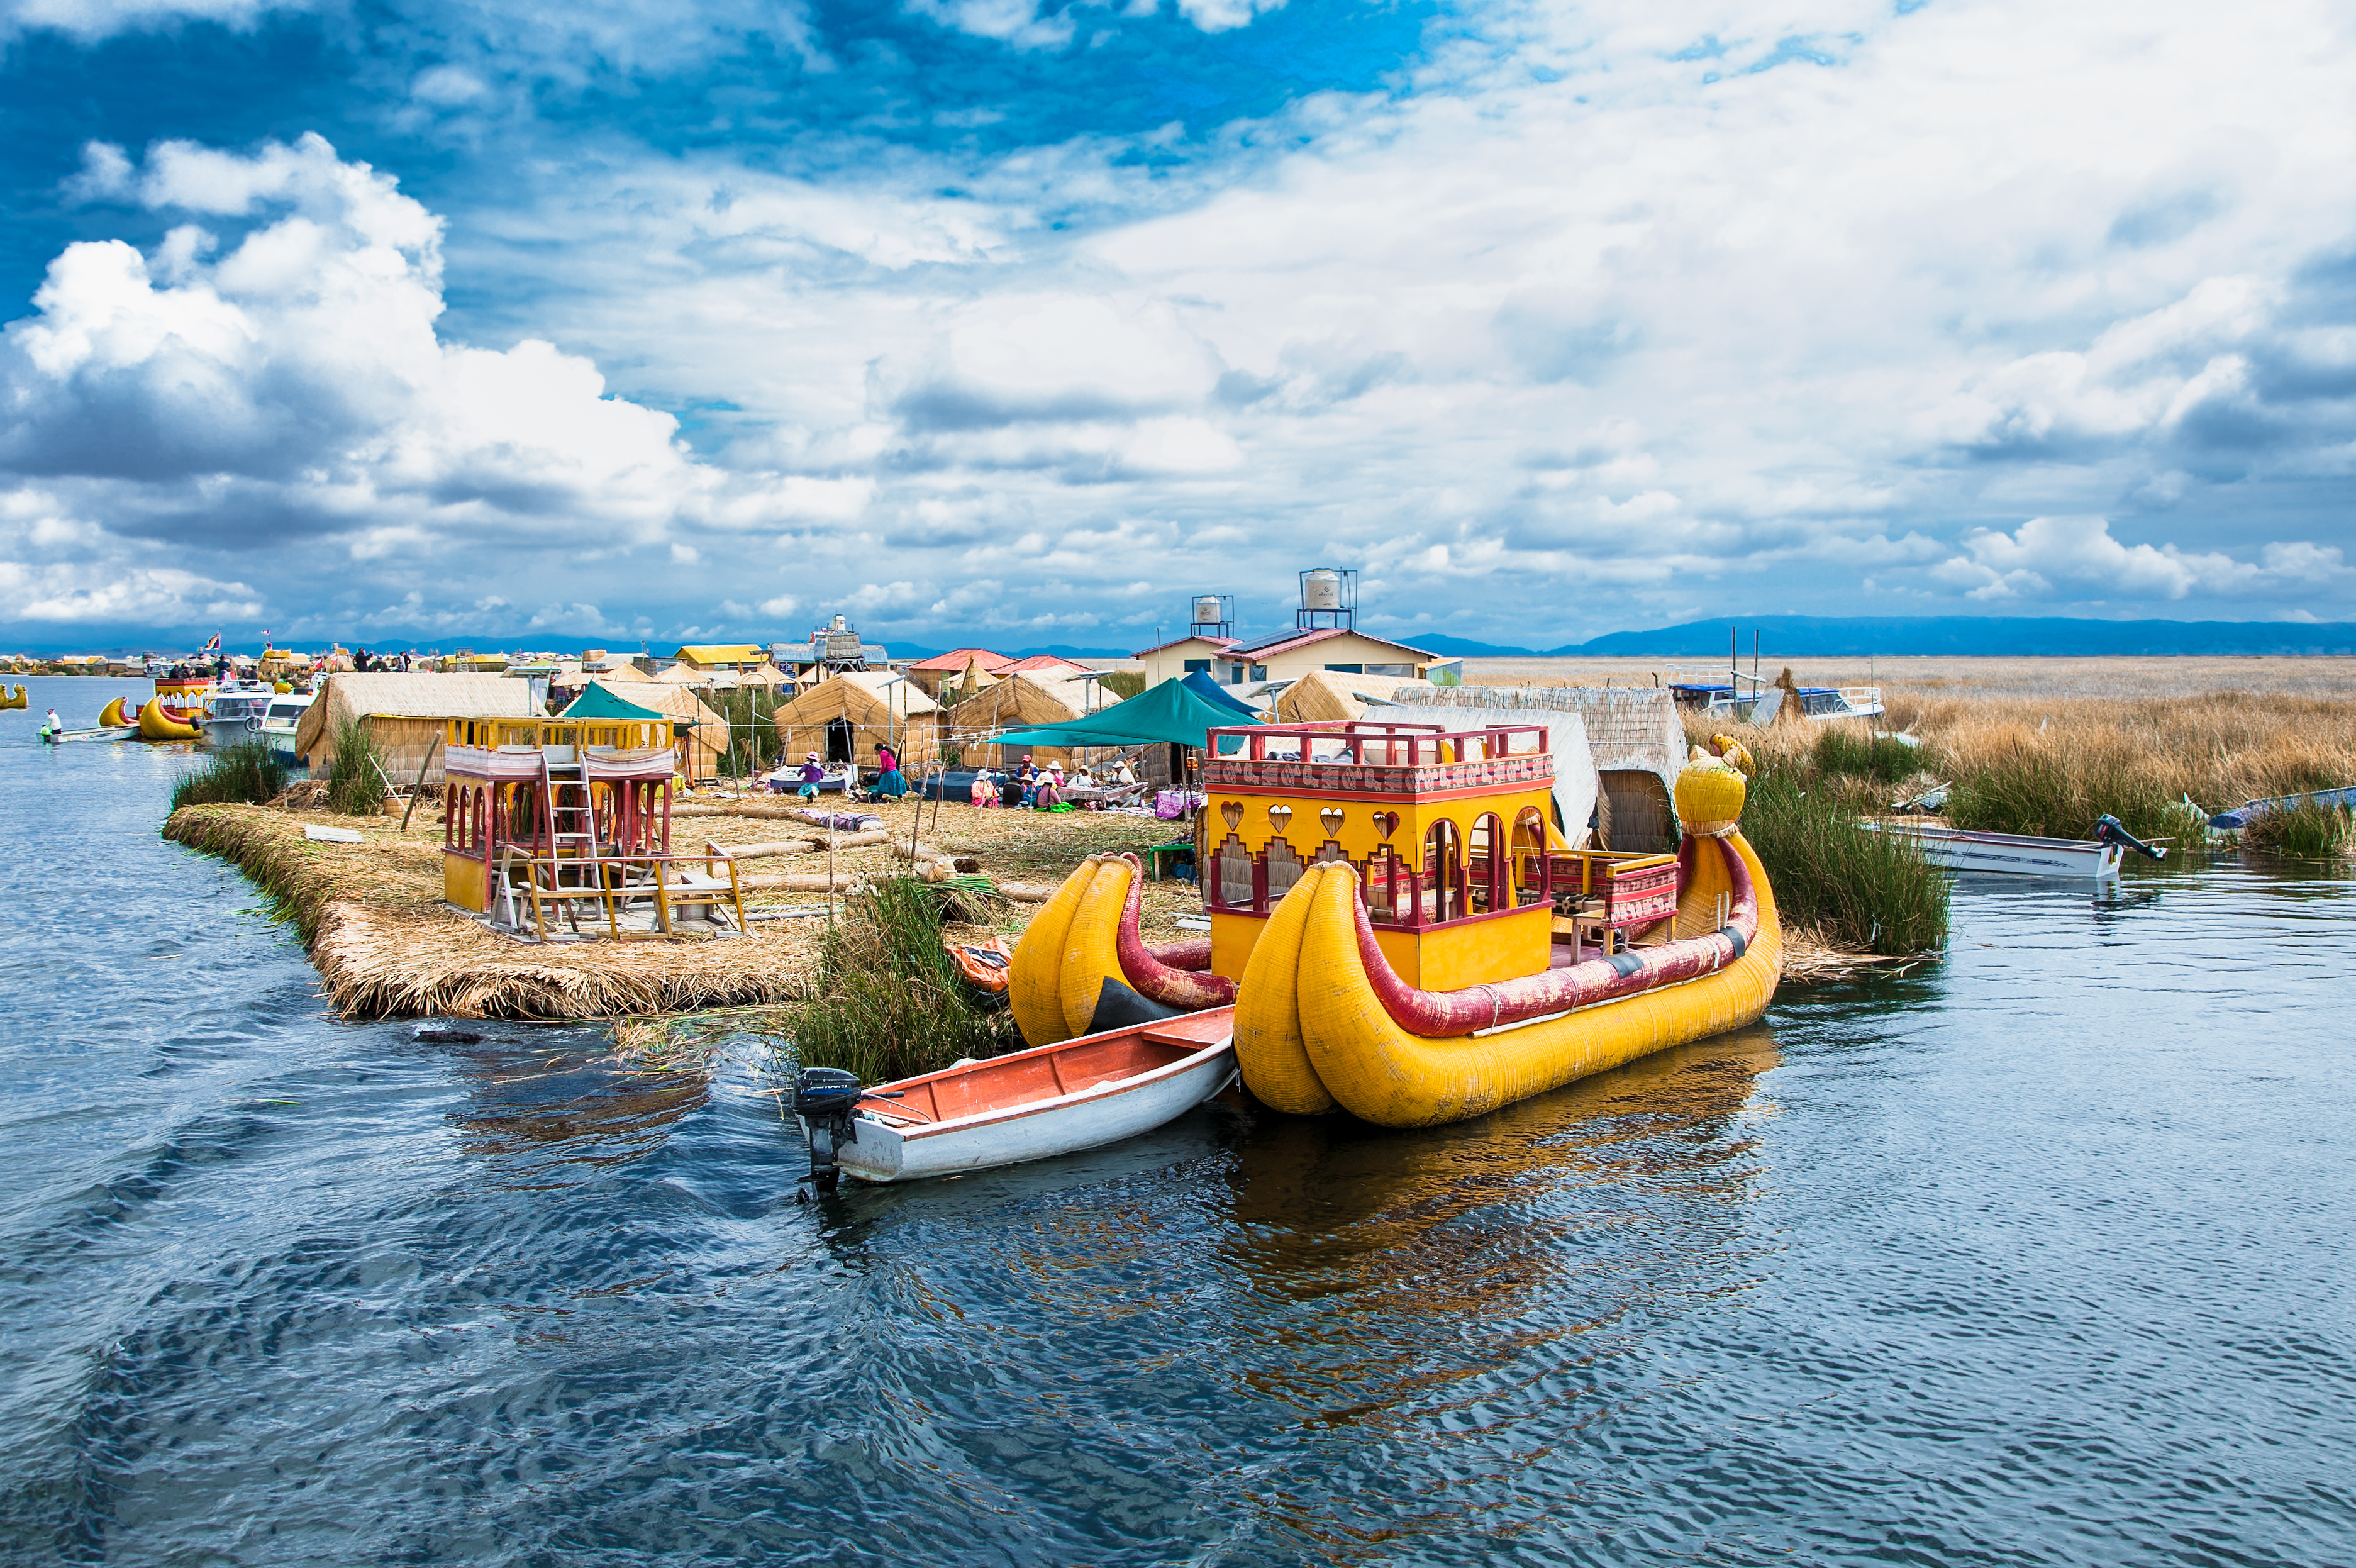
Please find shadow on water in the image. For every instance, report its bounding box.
[436,1028,709,1184]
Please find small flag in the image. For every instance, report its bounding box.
[201,633,221,652]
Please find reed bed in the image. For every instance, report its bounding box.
[2240,800,2356,861]
[775,876,1020,1081]
[1736,771,1951,956]
[1887,692,2356,840]
[170,739,291,811]
[326,716,389,816]
[1690,689,2356,840]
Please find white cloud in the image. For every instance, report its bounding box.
[11,0,2356,645]
[1929,516,2347,602]
[2,135,864,632]
[1,0,297,40]
[0,558,262,623]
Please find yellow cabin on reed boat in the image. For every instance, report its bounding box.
[1200,720,1570,991]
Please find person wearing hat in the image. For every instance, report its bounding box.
[796,751,827,800]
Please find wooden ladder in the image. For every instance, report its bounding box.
[526,753,614,940]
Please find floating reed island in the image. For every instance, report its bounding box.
[162,795,1203,1021]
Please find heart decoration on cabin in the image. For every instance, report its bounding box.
[1319,806,1346,837]
[1372,810,1400,840]
[1220,800,1243,830]
[1267,803,1293,832]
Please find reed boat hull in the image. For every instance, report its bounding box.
[1861,821,2121,879]
[2208,786,2356,831]
[136,697,204,741]
[1006,851,1236,1047]
[813,1008,1237,1184]
[1236,831,1781,1128]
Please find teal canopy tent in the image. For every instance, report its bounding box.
[1181,669,1262,719]
[560,681,669,723]
[990,675,1261,752]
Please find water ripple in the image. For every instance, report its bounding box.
[0,679,2351,1565]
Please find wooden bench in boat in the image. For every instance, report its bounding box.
[857,1016,1231,1128]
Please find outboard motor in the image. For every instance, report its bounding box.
[791,1067,865,1191]
[2094,815,2166,862]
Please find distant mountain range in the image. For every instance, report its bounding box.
[14,618,2354,661]
[1405,617,2356,659]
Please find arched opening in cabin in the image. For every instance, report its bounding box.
[1513,806,1548,904]
[1265,837,1305,906]
[1214,833,1253,909]
[824,716,855,763]
[1423,818,1464,924]
[1469,813,1508,913]
[1364,844,1401,923]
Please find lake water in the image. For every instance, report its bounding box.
[3,675,2352,1565]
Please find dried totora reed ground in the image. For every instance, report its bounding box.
[163,796,1199,1025]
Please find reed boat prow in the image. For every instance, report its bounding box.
[1279,830,1780,1126]
[794,1006,1238,1186]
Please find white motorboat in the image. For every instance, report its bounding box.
[791,1006,1237,1186]
[1860,820,2158,879]
[257,692,314,765]
[196,682,283,748]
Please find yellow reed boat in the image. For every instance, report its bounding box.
[137,696,204,741]
[1008,717,1777,1129]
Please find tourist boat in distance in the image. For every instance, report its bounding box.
[257,692,314,765]
[39,713,140,745]
[1664,666,1884,723]
[198,682,294,748]
[791,1006,1237,1186]
[1860,816,2164,880]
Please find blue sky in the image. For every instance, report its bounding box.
[2,0,2352,652]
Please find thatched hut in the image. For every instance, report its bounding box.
[772,671,943,770]
[945,672,1106,767]
[293,673,541,784]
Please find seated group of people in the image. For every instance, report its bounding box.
[968,752,1135,809]
[772,742,911,800]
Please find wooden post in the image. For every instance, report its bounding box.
[398,734,443,832]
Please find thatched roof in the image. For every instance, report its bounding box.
[774,669,941,722]
[1386,684,1683,794]
[945,672,1113,765]
[1274,669,1420,723]
[945,672,1092,733]
[294,673,540,756]
[772,670,944,767]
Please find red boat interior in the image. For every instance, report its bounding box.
[860,1011,1232,1126]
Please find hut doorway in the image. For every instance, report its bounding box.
[825,717,855,763]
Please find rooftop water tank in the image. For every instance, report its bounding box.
[1302,568,1345,611]
[1192,595,1224,627]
